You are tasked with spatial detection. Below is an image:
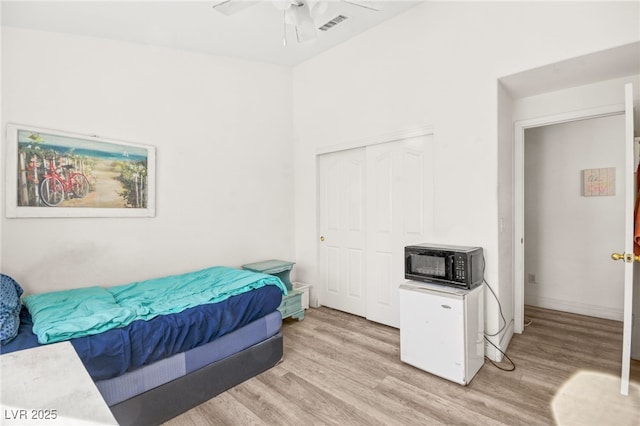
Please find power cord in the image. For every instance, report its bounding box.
[481,254,516,371]
[483,277,513,337]
[484,336,516,371]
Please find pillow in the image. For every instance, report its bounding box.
[0,274,24,344]
[23,286,132,344]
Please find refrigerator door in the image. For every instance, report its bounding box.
[399,284,466,384]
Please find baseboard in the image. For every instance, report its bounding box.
[306,284,320,308]
[526,296,623,321]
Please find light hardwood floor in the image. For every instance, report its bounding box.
[166,306,640,426]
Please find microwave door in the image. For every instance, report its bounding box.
[446,255,455,282]
[416,253,444,278]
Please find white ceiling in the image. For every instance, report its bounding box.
[0,0,420,67]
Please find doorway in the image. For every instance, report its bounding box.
[514,104,626,333]
[523,114,626,320]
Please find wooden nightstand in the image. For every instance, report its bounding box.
[278,289,304,321]
[241,259,302,320]
[241,259,295,290]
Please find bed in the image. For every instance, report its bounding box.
[0,267,287,426]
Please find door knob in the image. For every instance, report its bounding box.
[320,236,325,242]
[611,252,640,262]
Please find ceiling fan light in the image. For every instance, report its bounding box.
[289,1,317,42]
[284,8,295,25]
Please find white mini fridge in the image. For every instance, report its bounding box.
[399,281,484,385]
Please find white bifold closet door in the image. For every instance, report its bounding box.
[318,148,367,317]
[318,134,434,328]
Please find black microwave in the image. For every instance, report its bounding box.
[405,243,483,289]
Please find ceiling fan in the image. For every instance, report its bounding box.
[212,1,379,45]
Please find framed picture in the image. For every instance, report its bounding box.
[5,124,156,218]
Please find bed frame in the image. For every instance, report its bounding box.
[109,333,283,426]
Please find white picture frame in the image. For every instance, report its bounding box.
[5,124,156,218]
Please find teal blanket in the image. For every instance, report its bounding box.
[22,266,288,344]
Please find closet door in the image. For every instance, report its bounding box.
[365,135,434,327]
[317,148,366,316]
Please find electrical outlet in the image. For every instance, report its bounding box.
[528,273,536,284]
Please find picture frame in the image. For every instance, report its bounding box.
[5,124,156,218]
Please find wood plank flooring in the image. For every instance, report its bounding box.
[165,306,640,425]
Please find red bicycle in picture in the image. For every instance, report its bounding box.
[39,158,90,207]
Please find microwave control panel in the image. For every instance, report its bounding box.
[453,255,467,282]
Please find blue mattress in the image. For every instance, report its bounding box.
[1,284,282,381]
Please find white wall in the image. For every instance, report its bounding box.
[512,76,640,122]
[1,28,294,294]
[496,81,514,347]
[524,115,626,320]
[292,2,640,346]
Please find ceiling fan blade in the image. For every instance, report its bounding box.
[212,1,260,16]
[289,1,317,43]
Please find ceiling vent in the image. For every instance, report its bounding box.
[318,15,349,32]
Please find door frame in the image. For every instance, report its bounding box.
[315,125,434,156]
[513,104,625,333]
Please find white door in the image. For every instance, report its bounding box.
[613,83,636,395]
[317,148,366,316]
[365,135,434,327]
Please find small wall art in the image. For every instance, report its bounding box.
[5,124,156,218]
[582,167,615,197]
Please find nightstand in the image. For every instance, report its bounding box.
[278,289,304,321]
[241,259,295,290]
[241,259,302,320]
